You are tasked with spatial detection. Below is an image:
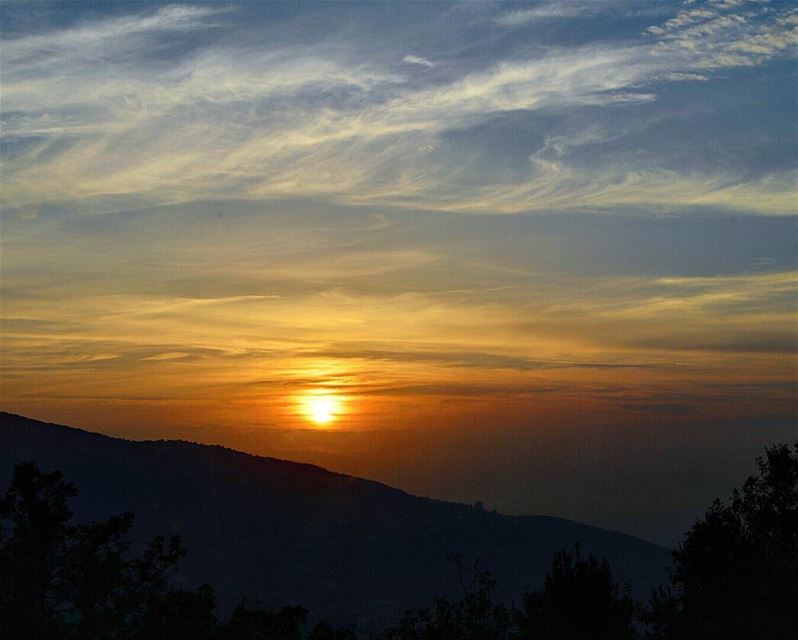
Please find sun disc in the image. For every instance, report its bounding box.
[303,395,340,425]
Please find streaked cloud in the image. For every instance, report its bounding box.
[494,4,586,27]
[2,4,223,67]
[403,54,434,68]
[1,1,795,549]
[2,196,795,432]
[648,1,798,70]
[1,1,794,214]
[0,1,795,435]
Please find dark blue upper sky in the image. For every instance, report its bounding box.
[1,0,795,217]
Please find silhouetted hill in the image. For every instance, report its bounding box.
[0,412,671,629]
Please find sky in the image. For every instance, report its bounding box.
[1,0,796,546]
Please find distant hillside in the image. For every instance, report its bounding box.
[0,412,671,629]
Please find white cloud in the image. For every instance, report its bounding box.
[403,54,435,68]
[666,71,710,81]
[495,2,591,27]
[1,2,795,215]
[2,5,224,69]
[647,1,798,70]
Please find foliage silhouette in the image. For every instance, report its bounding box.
[307,621,359,640]
[376,553,515,640]
[0,460,343,639]
[377,546,637,640]
[646,442,798,640]
[217,600,307,640]
[0,461,76,638]
[0,460,218,639]
[519,544,636,640]
[135,583,218,639]
[3,441,797,639]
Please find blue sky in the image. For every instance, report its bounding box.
[2,0,796,215]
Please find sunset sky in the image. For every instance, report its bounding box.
[1,0,796,545]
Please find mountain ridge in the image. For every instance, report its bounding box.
[0,411,671,629]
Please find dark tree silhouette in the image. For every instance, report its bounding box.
[0,460,354,640]
[0,460,214,639]
[519,544,636,640]
[135,583,218,639]
[0,461,76,638]
[7,443,796,640]
[646,442,798,640]
[306,621,358,640]
[377,553,514,640]
[217,600,307,640]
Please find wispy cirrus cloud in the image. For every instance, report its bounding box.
[1,2,794,549]
[494,1,610,27]
[2,4,226,79]
[648,1,798,70]
[494,5,584,27]
[1,1,795,215]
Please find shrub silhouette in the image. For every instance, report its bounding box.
[307,621,358,640]
[135,584,218,639]
[217,600,307,640]
[376,553,515,640]
[377,547,635,640]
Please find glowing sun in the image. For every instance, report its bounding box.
[302,394,341,426]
